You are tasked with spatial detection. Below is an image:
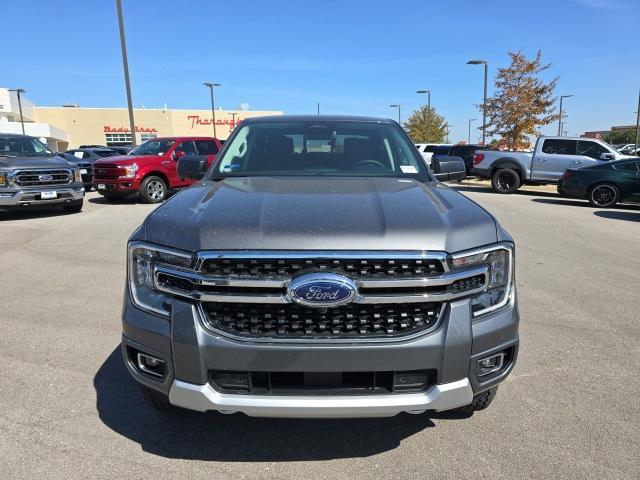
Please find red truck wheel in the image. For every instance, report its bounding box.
[140,176,168,203]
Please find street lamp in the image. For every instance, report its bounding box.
[230,112,237,129]
[416,90,431,141]
[468,118,477,144]
[203,82,222,137]
[8,88,26,135]
[389,104,401,124]
[558,95,573,136]
[116,0,137,146]
[467,59,488,145]
[634,88,640,153]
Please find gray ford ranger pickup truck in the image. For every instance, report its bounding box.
[123,115,519,418]
[0,134,84,213]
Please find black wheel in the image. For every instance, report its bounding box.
[141,387,182,414]
[491,168,520,194]
[140,176,168,204]
[454,387,498,413]
[63,200,83,213]
[588,183,619,208]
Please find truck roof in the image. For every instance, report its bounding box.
[242,114,396,124]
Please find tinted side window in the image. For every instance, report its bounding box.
[195,140,219,155]
[425,145,437,152]
[577,141,609,160]
[541,139,577,155]
[176,141,197,155]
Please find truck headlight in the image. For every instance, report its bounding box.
[122,164,138,178]
[450,243,514,317]
[0,170,7,187]
[127,241,194,316]
[73,169,82,182]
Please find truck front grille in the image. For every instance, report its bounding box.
[14,169,72,187]
[201,302,441,339]
[200,256,445,278]
[93,163,125,179]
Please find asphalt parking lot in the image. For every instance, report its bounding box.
[1,187,638,480]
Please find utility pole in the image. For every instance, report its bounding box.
[317,101,320,115]
[9,88,26,134]
[203,82,221,138]
[417,90,431,141]
[468,118,477,144]
[467,60,488,144]
[116,0,137,146]
[558,95,573,136]
[390,104,401,124]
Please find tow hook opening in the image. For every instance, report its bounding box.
[127,346,166,379]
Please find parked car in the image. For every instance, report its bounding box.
[122,115,518,418]
[558,157,640,207]
[614,144,637,155]
[80,144,131,155]
[415,143,447,166]
[92,136,221,203]
[473,136,633,193]
[63,148,119,190]
[0,134,84,213]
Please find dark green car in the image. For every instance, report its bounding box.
[558,158,640,207]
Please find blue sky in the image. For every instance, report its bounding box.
[2,0,639,142]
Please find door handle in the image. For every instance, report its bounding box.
[571,160,583,164]
[538,157,546,162]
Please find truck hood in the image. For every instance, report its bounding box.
[144,177,498,253]
[0,155,75,170]
[93,154,160,166]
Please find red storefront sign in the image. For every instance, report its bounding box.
[103,125,158,133]
[187,115,242,130]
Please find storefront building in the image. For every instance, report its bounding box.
[1,87,282,151]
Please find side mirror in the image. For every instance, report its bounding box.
[600,152,614,161]
[177,155,208,180]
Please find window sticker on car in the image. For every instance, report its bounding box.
[400,165,417,174]
[74,152,83,158]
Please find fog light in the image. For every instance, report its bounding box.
[136,352,165,378]
[478,352,505,376]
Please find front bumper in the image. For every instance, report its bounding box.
[0,185,84,210]
[93,178,140,194]
[122,287,519,418]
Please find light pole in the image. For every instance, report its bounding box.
[446,124,453,143]
[467,60,488,145]
[317,101,320,115]
[468,118,477,144]
[230,112,237,129]
[8,88,26,134]
[416,90,431,141]
[558,95,573,136]
[203,82,221,138]
[116,0,137,146]
[390,104,401,124]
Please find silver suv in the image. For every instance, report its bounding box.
[122,116,519,418]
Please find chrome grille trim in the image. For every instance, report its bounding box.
[14,169,72,187]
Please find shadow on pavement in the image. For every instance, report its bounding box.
[452,184,559,198]
[88,195,137,205]
[594,210,640,222]
[530,198,590,208]
[94,347,467,461]
[0,206,72,221]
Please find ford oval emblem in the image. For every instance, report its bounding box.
[288,273,358,308]
[38,174,53,182]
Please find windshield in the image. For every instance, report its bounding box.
[0,136,52,157]
[213,121,428,178]
[129,139,175,156]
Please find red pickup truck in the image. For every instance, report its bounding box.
[92,136,221,203]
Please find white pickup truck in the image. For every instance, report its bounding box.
[473,136,631,193]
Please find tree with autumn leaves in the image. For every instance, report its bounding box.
[482,50,559,151]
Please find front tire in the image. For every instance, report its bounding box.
[139,176,168,204]
[491,168,520,194]
[588,183,619,208]
[63,200,83,213]
[454,387,498,413]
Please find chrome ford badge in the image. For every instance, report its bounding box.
[38,174,53,182]
[288,273,357,308]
